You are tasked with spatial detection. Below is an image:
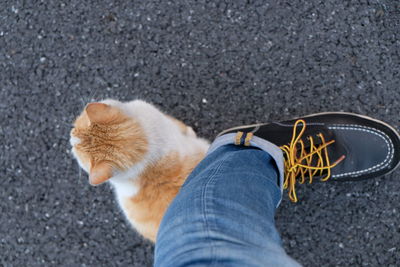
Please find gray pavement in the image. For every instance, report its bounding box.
[1,0,400,266]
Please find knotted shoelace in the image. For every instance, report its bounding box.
[280,119,345,202]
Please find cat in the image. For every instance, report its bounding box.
[70,99,209,242]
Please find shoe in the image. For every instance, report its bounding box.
[218,112,400,202]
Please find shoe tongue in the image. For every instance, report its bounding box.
[307,133,347,177]
[295,129,344,172]
[298,128,334,148]
[259,123,332,147]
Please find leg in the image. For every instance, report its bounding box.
[155,145,300,267]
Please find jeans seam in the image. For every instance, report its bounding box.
[264,178,281,207]
[202,155,227,267]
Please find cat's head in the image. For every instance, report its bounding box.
[70,101,148,185]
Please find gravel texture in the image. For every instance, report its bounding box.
[1,0,400,266]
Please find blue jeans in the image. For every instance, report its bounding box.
[155,145,301,267]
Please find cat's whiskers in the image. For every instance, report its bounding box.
[74,87,88,107]
[79,96,86,106]
[59,120,74,127]
[88,87,101,103]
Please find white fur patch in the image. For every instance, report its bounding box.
[109,178,139,198]
[70,136,81,146]
[109,157,151,199]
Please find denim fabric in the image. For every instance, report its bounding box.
[155,145,301,267]
[207,133,285,206]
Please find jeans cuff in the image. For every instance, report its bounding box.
[208,133,284,207]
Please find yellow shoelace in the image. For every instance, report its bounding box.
[280,120,345,202]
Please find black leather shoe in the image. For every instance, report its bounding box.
[218,112,400,202]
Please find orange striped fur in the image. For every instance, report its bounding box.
[123,151,204,241]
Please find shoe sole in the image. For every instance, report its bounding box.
[218,111,400,181]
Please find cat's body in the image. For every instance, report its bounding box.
[70,99,209,241]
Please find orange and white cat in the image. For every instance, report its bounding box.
[70,99,209,242]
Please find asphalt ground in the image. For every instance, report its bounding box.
[1,0,400,266]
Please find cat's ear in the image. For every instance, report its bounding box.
[85,102,117,124]
[89,161,113,185]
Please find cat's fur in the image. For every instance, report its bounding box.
[70,99,209,241]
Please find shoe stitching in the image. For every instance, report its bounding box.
[328,124,394,178]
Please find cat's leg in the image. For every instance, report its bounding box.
[166,115,197,137]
